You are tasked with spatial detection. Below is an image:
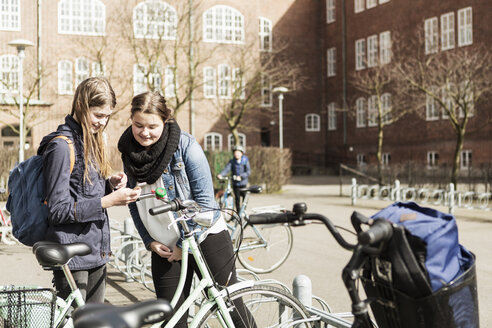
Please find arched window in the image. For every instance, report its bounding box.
[204,132,222,151]
[58,0,105,35]
[203,5,244,44]
[0,55,19,94]
[58,60,73,95]
[305,114,320,132]
[228,133,246,151]
[133,1,177,39]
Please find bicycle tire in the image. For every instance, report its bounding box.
[235,223,293,274]
[197,284,312,328]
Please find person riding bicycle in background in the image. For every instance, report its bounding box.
[217,145,251,211]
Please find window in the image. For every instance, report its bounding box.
[357,154,366,166]
[133,64,147,95]
[75,58,89,87]
[133,1,177,39]
[356,97,366,127]
[379,0,390,4]
[354,0,365,13]
[326,0,335,23]
[149,64,162,93]
[204,132,222,151]
[458,7,472,47]
[261,73,272,107]
[367,35,378,67]
[366,0,377,9]
[328,103,336,131]
[327,47,336,77]
[381,93,391,124]
[382,153,391,166]
[460,150,472,169]
[426,92,439,120]
[0,0,20,31]
[58,60,73,95]
[218,64,231,98]
[203,5,244,44]
[425,17,438,54]
[58,0,105,35]
[368,95,377,126]
[441,12,455,51]
[441,84,454,118]
[164,66,176,98]
[228,133,246,150]
[232,68,245,99]
[461,81,474,116]
[427,151,439,168]
[305,114,320,132]
[0,55,19,94]
[259,17,272,51]
[355,39,366,70]
[379,31,391,65]
[203,67,216,98]
[92,62,106,77]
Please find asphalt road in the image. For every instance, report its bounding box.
[1,176,490,325]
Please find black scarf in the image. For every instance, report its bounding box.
[118,120,181,184]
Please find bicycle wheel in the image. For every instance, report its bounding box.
[197,284,312,328]
[235,222,293,273]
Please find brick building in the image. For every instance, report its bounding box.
[0,0,490,176]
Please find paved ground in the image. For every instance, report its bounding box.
[1,175,490,325]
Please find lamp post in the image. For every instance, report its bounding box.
[272,86,288,149]
[8,39,34,163]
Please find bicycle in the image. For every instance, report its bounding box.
[247,202,479,328]
[228,185,293,274]
[0,241,90,327]
[216,176,234,211]
[74,197,312,328]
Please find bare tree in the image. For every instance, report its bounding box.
[395,37,492,186]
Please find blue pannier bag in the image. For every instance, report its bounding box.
[6,136,74,246]
[362,201,479,328]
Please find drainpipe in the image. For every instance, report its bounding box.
[37,0,42,100]
[188,0,195,136]
[342,0,347,145]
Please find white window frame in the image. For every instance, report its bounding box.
[228,133,246,151]
[381,93,391,124]
[0,0,20,31]
[354,0,365,13]
[164,66,176,98]
[328,103,336,131]
[232,68,245,99]
[75,58,89,87]
[458,7,473,47]
[441,12,455,51]
[261,73,272,107]
[426,91,439,121]
[356,97,366,128]
[427,151,439,168]
[203,66,216,98]
[367,95,378,127]
[441,84,454,119]
[355,39,366,70]
[379,0,390,4]
[366,0,377,9]
[425,17,438,54]
[91,62,106,77]
[259,17,272,52]
[203,5,244,44]
[327,47,336,77]
[326,0,335,23]
[367,35,378,67]
[204,132,222,151]
[357,153,366,166]
[58,0,105,36]
[460,150,472,170]
[58,60,73,95]
[382,153,391,166]
[0,55,19,95]
[149,63,162,93]
[218,64,231,99]
[305,114,320,132]
[133,64,147,95]
[133,1,177,40]
[379,31,391,65]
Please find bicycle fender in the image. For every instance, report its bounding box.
[220,280,255,296]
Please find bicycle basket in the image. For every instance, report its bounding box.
[0,286,56,328]
[362,252,479,328]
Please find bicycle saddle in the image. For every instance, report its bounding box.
[239,185,263,193]
[73,299,173,328]
[33,241,91,267]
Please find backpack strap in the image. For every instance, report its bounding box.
[51,135,75,173]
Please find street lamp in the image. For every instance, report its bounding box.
[8,39,34,163]
[272,86,288,149]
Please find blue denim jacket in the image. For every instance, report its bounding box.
[127,131,220,249]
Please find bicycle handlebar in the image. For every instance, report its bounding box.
[149,199,198,216]
[358,218,393,245]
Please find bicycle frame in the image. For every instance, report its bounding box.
[218,177,234,210]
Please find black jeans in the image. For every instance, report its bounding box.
[53,264,107,304]
[152,230,255,328]
[233,185,246,212]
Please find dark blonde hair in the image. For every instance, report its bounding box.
[71,77,116,180]
[130,92,173,123]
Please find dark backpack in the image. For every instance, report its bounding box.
[6,136,75,246]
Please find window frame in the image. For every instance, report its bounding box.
[354,0,365,13]
[203,66,216,98]
[204,132,222,151]
[460,149,472,170]
[305,113,321,132]
[425,17,438,54]
[259,17,272,52]
[58,0,106,36]
[260,73,272,107]
[58,60,73,95]
[203,5,244,44]
[218,64,231,99]
[356,97,366,127]
[133,0,177,40]
[440,12,455,51]
[379,31,391,65]
[327,47,336,77]
[228,133,246,151]
[367,35,378,67]
[427,151,439,169]
[355,39,366,70]
[0,54,19,95]
[0,0,20,31]
[75,58,90,88]
[458,7,473,47]
[326,0,336,23]
[367,95,378,127]
[366,0,377,9]
[328,102,337,131]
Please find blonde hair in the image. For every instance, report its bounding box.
[71,77,116,181]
